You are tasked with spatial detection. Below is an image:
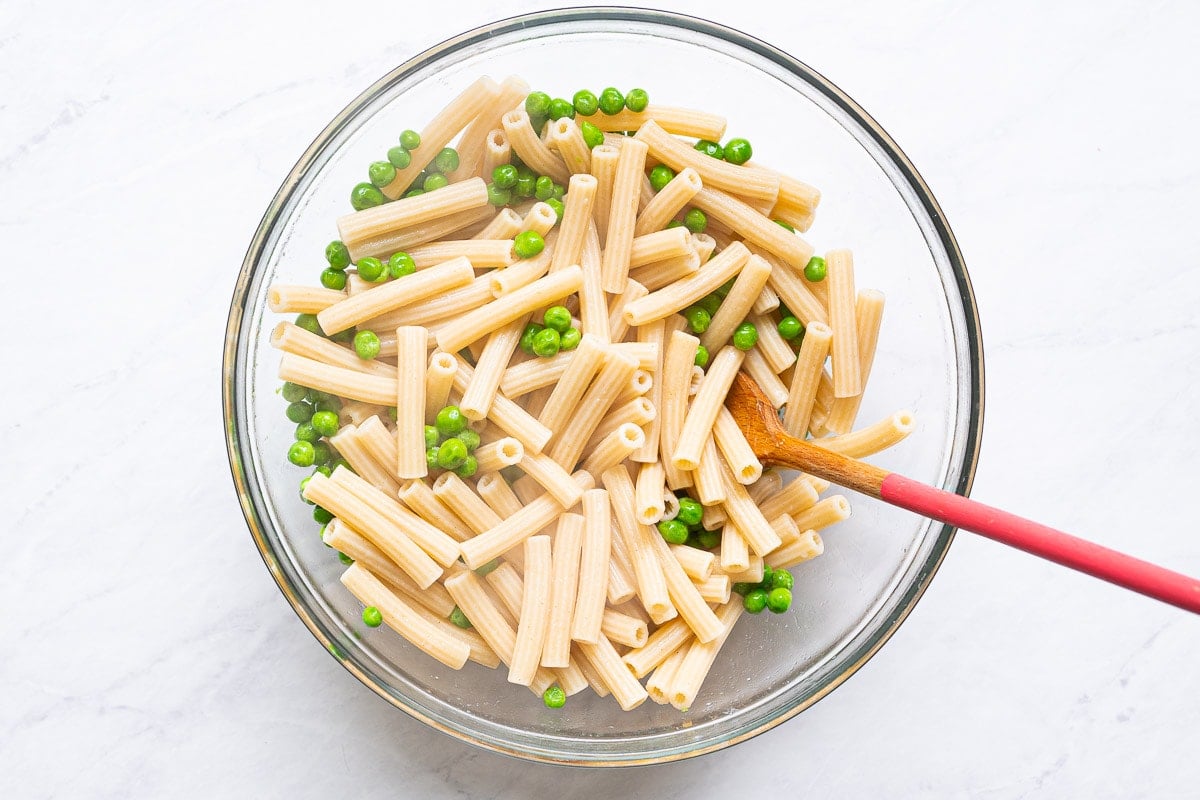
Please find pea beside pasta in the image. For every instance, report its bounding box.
[266,75,913,712]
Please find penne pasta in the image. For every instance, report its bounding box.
[542,514,584,668]
[623,242,750,326]
[825,289,885,434]
[634,167,702,236]
[459,471,593,569]
[509,535,552,686]
[600,137,650,293]
[634,120,779,204]
[394,327,428,479]
[825,249,861,398]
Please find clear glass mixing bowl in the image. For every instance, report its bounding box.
[222,7,984,766]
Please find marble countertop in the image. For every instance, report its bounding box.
[4,1,1198,797]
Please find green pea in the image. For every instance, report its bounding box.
[313,505,333,525]
[399,129,421,150]
[387,146,411,169]
[404,188,425,199]
[320,268,347,291]
[761,563,774,588]
[312,463,332,478]
[387,406,399,422]
[387,251,416,279]
[803,256,827,282]
[543,685,566,709]
[534,175,555,201]
[648,164,676,192]
[285,401,313,423]
[350,182,385,210]
[514,168,536,198]
[412,428,436,454]
[657,519,689,545]
[697,528,720,549]
[732,582,755,597]
[299,476,315,504]
[314,394,342,413]
[732,322,758,351]
[362,606,383,627]
[514,230,546,259]
[598,87,625,115]
[295,421,319,443]
[288,440,315,467]
[545,197,564,221]
[572,89,599,116]
[520,323,545,355]
[525,91,551,118]
[311,441,331,465]
[454,455,478,478]
[552,183,565,201]
[435,405,467,437]
[449,606,472,629]
[625,88,649,112]
[777,316,803,340]
[368,160,396,187]
[766,587,792,613]
[529,114,548,135]
[531,327,561,357]
[295,313,322,335]
[436,438,468,470]
[492,164,518,189]
[337,551,354,566]
[744,588,769,613]
[559,327,581,351]
[665,219,684,229]
[450,429,477,454]
[330,458,352,474]
[684,306,711,334]
[434,147,460,173]
[547,97,575,120]
[282,382,308,403]
[722,138,753,165]
[580,120,604,149]
[325,240,351,270]
[676,497,703,527]
[473,558,500,577]
[683,208,707,233]
[310,410,340,438]
[694,139,723,159]
[487,182,512,207]
[353,330,381,360]
[542,305,572,333]
[356,256,386,282]
[715,278,736,298]
[694,344,710,368]
[331,327,356,343]
[423,172,449,191]
[697,294,721,316]
[426,446,440,471]
[770,569,795,591]
[774,219,795,233]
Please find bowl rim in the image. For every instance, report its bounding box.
[222,5,985,767]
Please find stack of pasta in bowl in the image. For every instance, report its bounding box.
[266,75,913,713]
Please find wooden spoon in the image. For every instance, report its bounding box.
[725,371,1200,614]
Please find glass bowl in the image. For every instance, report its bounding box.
[222,7,984,766]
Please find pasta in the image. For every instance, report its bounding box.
[267,75,914,714]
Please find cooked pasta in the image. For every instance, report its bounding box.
[267,76,915,713]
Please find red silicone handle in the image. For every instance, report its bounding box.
[880,473,1200,614]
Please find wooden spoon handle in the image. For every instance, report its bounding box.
[881,473,1200,614]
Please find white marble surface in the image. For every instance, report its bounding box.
[4,0,1199,796]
